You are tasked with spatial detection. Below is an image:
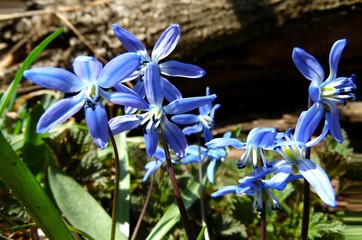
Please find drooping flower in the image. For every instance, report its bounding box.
[271,118,336,207]
[180,132,231,184]
[109,62,216,157]
[206,127,278,169]
[171,87,220,142]
[112,24,206,102]
[292,39,357,143]
[143,146,166,182]
[23,54,145,149]
[211,160,290,212]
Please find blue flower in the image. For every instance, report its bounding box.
[180,132,230,184]
[211,160,290,212]
[171,87,220,142]
[272,125,336,207]
[23,54,143,149]
[143,147,166,182]
[109,62,216,157]
[206,127,278,169]
[113,24,206,102]
[292,39,357,143]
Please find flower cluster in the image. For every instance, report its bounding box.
[24,22,357,216]
[24,24,214,157]
[206,39,356,212]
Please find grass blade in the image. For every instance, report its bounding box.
[0,28,64,117]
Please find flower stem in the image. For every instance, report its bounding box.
[197,135,209,239]
[161,135,195,240]
[131,172,156,240]
[301,98,312,240]
[108,126,120,240]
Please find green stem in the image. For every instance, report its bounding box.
[108,126,120,240]
[131,172,156,240]
[197,135,209,239]
[161,134,195,240]
[301,98,312,240]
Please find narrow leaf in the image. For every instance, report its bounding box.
[48,166,127,240]
[116,132,130,237]
[0,28,64,116]
[0,131,74,240]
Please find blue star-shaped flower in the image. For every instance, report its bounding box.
[206,127,278,169]
[109,62,216,157]
[171,87,220,142]
[23,54,144,149]
[211,160,292,212]
[180,132,231,184]
[112,24,206,103]
[292,39,357,143]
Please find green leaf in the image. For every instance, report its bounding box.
[115,132,130,237]
[0,131,74,240]
[22,103,47,177]
[48,165,127,240]
[146,179,201,240]
[0,28,64,117]
[196,226,206,240]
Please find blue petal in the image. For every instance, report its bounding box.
[181,154,201,164]
[208,148,227,160]
[211,185,238,197]
[125,79,146,114]
[153,146,166,161]
[161,117,188,157]
[199,87,212,115]
[182,123,203,136]
[85,102,109,149]
[144,128,159,157]
[206,137,244,149]
[187,145,207,155]
[292,47,325,84]
[112,24,151,60]
[294,103,324,144]
[298,159,336,207]
[143,161,162,182]
[171,114,199,124]
[263,163,293,190]
[238,167,275,186]
[162,77,182,102]
[151,24,180,63]
[163,94,217,115]
[210,104,221,119]
[247,127,277,148]
[325,101,343,143]
[97,53,141,88]
[159,60,206,78]
[23,67,83,93]
[100,88,149,110]
[207,159,217,184]
[327,39,347,82]
[203,127,213,142]
[73,56,102,84]
[144,62,164,106]
[109,115,142,135]
[37,92,85,133]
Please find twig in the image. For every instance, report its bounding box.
[0,0,113,21]
[54,12,108,65]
